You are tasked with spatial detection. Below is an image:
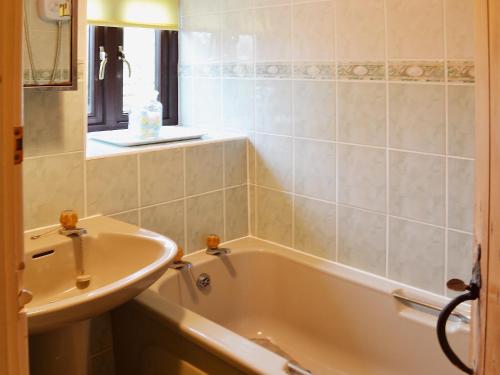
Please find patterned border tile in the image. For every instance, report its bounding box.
[192,64,222,77]
[179,64,193,77]
[389,61,444,82]
[23,68,70,85]
[256,63,291,79]
[337,62,385,81]
[293,63,335,80]
[222,63,255,78]
[448,61,475,83]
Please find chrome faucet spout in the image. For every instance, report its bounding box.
[206,247,231,256]
[59,228,87,237]
[205,234,231,256]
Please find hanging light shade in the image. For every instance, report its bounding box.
[87,0,179,30]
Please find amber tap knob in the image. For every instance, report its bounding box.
[60,210,79,230]
[174,247,185,263]
[207,234,220,250]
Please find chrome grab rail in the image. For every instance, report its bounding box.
[392,292,470,324]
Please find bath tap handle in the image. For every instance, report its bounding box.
[205,234,231,256]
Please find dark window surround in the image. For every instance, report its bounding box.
[87,26,178,132]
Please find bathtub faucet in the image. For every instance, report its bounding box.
[206,234,231,256]
[168,247,193,270]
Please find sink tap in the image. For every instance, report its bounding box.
[58,210,87,238]
[168,247,192,270]
[205,234,231,256]
[58,210,91,288]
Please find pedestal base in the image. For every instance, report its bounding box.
[29,320,90,375]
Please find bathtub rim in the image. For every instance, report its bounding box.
[136,236,470,375]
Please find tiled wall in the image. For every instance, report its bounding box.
[179,0,475,296]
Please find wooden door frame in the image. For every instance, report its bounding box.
[474,0,500,373]
[0,0,29,374]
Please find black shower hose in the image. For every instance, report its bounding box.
[436,283,479,374]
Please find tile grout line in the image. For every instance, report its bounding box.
[183,147,188,253]
[222,143,227,241]
[443,0,450,296]
[333,0,339,262]
[291,0,296,250]
[253,6,259,240]
[137,154,142,226]
[383,0,391,279]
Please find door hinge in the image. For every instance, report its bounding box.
[13,126,23,165]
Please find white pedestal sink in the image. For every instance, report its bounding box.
[24,216,178,375]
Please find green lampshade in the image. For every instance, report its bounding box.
[87,0,179,30]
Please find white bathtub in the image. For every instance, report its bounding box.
[119,237,470,375]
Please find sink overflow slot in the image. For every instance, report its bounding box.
[32,249,55,259]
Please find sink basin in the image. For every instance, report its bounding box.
[24,216,178,334]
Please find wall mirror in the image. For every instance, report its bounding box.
[23,0,78,90]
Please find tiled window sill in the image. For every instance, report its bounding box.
[86,129,248,160]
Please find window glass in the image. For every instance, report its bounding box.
[122,27,157,113]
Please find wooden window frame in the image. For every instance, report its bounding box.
[87,26,178,132]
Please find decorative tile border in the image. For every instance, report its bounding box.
[222,63,255,78]
[256,63,291,79]
[23,68,70,85]
[178,64,193,77]
[448,61,475,83]
[389,61,444,82]
[293,63,335,80]
[192,64,222,77]
[337,62,385,81]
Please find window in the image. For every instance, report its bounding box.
[87,26,178,132]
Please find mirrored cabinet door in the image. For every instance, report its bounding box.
[23,0,78,90]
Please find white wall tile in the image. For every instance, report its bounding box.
[181,14,222,63]
[140,148,184,206]
[224,140,248,187]
[446,0,474,60]
[389,217,445,294]
[185,142,223,196]
[293,80,335,141]
[225,185,249,241]
[223,79,255,131]
[255,80,292,135]
[389,151,445,225]
[254,6,291,62]
[448,158,474,232]
[222,10,255,62]
[294,139,335,202]
[141,200,186,250]
[292,1,335,62]
[294,196,336,260]
[447,230,473,296]
[338,144,386,212]
[338,82,386,147]
[389,84,445,154]
[336,0,385,61]
[86,155,138,216]
[338,206,386,276]
[256,187,293,246]
[448,85,475,158]
[24,153,85,229]
[386,0,444,59]
[193,78,222,127]
[187,191,224,252]
[256,133,293,191]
